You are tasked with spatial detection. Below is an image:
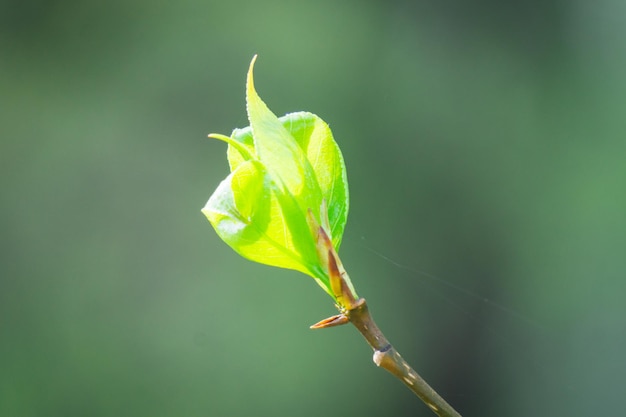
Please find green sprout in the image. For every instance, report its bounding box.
[203,55,357,310]
[202,55,462,417]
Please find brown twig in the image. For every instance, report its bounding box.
[346,299,462,417]
[308,203,461,416]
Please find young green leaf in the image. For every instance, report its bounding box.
[203,55,354,302]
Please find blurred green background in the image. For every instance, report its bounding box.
[2,0,625,416]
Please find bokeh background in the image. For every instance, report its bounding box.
[2,1,625,416]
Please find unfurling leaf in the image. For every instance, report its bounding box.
[203,55,355,302]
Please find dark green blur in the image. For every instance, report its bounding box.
[2,1,625,416]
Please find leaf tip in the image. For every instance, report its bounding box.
[246,54,258,97]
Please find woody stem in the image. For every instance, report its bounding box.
[346,299,462,417]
